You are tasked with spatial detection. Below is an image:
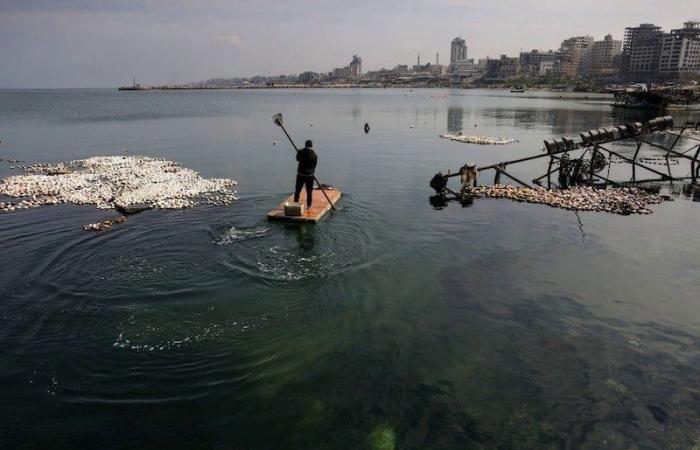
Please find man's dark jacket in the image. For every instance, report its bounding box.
[296,147,318,177]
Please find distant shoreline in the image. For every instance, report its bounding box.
[117,84,617,95]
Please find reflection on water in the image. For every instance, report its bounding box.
[484,106,665,136]
[295,223,317,251]
[683,183,700,202]
[1,88,699,449]
[429,194,448,209]
[447,107,463,133]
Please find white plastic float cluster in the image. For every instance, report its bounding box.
[440,134,519,145]
[0,155,237,213]
[466,185,663,215]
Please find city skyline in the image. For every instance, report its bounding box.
[0,0,697,88]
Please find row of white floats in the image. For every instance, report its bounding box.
[440,134,519,145]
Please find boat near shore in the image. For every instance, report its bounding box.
[612,83,700,111]
[613,91,668,110]
[613,87,698,111]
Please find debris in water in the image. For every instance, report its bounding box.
[0,155,238,214]
[440,133,518,145]
[464,185,662,215]
[83,216,127,232]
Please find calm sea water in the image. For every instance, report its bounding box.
[1,89,699,449]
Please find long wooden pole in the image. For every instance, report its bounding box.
[277,122,337,211]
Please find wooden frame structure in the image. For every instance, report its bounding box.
[431,116,700,201]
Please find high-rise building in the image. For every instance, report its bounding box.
[484,55,520,79]
[349,55,362,77]
[538,61,555,76]
[332,66,351,80]
[591,34,622,76]
[450,37,468,64]
[299,71,320,84]
[519,49,560,76]
[330,55,362,80]
[658,21,700,80]
[559,36,594,77]
[621,24,664,81]
[430,64,449,76]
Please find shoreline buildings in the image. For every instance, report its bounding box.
[519,50,560,77]
[622,21,700,82]
[449,37,479,81]
[592,34,622,78]
[179,20,699,89]
[658,22,700,80]
[559,36,595,78]
[622,24,664,81]
[450,37,468,65]
[329,55,363,81]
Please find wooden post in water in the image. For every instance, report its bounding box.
[692,145,700,185]
[495,166,532,188]
[632,142,642,182]
[546,155,554,189]
[533,164,561,188]
[589,146,597,185]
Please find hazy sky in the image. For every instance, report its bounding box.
[0,0,697,88]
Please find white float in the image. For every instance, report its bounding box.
[440,134,519,145]
[466,185,662,215]
[0,155,238,213]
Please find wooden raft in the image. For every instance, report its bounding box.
[267,187,341,223]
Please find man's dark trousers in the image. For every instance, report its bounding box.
[294,175,314,207]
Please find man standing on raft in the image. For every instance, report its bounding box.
[294,139,318,208]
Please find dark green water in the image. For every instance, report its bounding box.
[1,89,699,449]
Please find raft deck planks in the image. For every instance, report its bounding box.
[267,187,341,223]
